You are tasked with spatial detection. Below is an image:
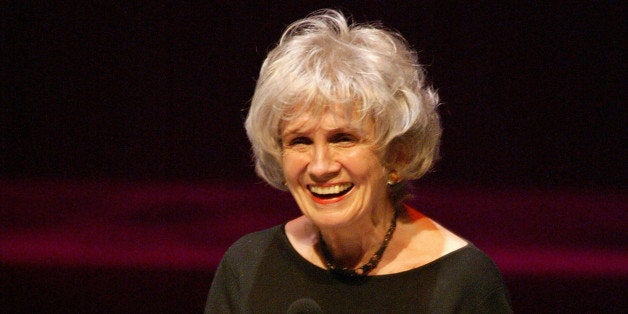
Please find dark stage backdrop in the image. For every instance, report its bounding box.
[3,2,625,188]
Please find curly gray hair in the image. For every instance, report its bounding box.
[245,9,441,202]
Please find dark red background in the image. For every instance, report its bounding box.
[2,2,626,313]
[4,2,624,187]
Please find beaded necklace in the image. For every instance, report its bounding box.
[318,209,398,277]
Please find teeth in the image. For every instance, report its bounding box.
[309,183,353,195]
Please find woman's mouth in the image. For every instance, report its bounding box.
[308,183,354,199]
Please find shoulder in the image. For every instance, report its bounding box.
[398,207,507,296]
[435,244,509,298]
[404,244,512,313]
[437,245,512,312]
[385,206,467,273]
[442,244,503,278]
[400,205,468,253]
[221,225,283,265]
[208,225,285,311]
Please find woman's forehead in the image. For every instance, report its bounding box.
[281,106,373,136]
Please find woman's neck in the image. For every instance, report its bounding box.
[317,206,397,269]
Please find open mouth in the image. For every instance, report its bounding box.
[308,183,354,199]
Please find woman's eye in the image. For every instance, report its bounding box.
[331,133,357,143]
[288,137,311,146]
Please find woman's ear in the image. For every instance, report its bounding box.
[384,136,410,172]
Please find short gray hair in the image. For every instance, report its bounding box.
[245,9,441,197]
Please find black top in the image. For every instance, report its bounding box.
[206,225,511,313]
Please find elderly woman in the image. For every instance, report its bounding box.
[206,9,511,313]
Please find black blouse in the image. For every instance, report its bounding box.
[206,224,511,313]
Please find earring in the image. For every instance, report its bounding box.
[387,171,401,186]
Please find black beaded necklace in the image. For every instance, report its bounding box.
[318,209,398,277]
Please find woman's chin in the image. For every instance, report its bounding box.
[305,209,356,230]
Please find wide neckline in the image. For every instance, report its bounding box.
[279,224,472,280]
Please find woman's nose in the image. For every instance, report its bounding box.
[308,144,340,181]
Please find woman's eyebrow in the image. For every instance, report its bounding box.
[281,119,367,136]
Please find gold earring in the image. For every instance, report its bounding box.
[387,171,401,186]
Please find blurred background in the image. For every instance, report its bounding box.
[2,2,626,313]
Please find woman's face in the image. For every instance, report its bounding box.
[280,106,391,228]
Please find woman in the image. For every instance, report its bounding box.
[207,9,511,313]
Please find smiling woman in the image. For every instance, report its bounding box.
[206,9,512,313]
[280,107,389,229]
